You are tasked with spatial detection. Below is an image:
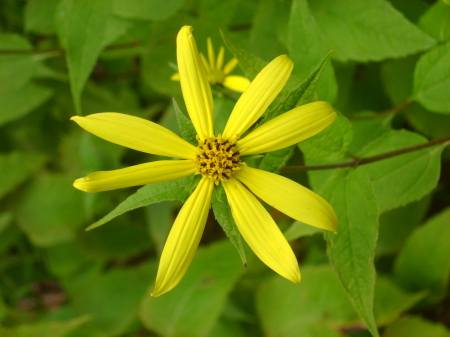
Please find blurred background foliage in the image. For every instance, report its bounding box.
[1,0,450,336]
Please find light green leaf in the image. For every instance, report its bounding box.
[56,0,129,114]
[139,240,243,337]
[69,264,155,336]
[86,175,195,230]
[321,169,379,337]
[284,220,323,242]
[0,212,13,235]
[0,82,53,126]
[383,316,450,337]
[0,34,41,96]
[299,113,353,162]
[16,173,85,246]
[0,152,46,200]
[0,316,90,337]
[113,0,184,21]
[412,41,450,113]
[24,0,60,35]
[288,0,337,103]
[419,1,450,43]
[212,184,247,266]
[308,0,436,62]
[173,98,197,146]
[256,265,421,337]
[394,207,450,304]
[357,130,446,212]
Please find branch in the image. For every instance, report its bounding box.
[348,100,413,120]
[282,135,450,173]
[0,40,141,55]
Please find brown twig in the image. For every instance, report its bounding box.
[348,100,413,120]
[282,135,450,173]
[0,40,141,55]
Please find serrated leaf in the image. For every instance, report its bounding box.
[56,0,130,115]
[308,0,436,62]
[320,169,379,337]
[24,0,60,35]
[299,113,353,162]
[140,240,242,337]
[86,175,195,231]
[419,1,450,43]
[0,82,53,126]
[0,34,41,96]
[394,207,450,304]
[383,316,450,337]
[357,130,446,212]
[413,41,450,113]
[173,98,197,146]
[211,184,247,266]
[289,0,337,103]
[0,152,46,200]
[113,0,184,21]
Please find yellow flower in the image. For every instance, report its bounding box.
[171,37,250,93]
[72,26,338,297]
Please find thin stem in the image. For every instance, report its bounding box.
[348,100,413,120]
[282,135,450,173]
[0,40,141,55]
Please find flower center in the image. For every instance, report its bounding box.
[194,134,241,185]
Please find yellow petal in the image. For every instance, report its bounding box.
[177,26,214,138]
[222,55,293,138]
[71,113,197,159]
[207,37,215,70]
[235,166,337,232]
[152,177,213,297]
[216,46,225,70]
[73,160,195,193]
[199,52,210,74]
[223,58,238,75]
[222,178,300,283]
[170,73,180,81]
[223,75,250,93]
[237,101,336,156]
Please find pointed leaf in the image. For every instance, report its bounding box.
[173,98,197,146]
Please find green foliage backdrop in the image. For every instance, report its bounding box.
[1,0,450,336]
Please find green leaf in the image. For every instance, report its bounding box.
[24,0,60,35]
[357,130,446,212]
[383,316,450,337]
[113,0,184,21]
[256,265,421,337]
[0,34,41,96]
[288,0,337,103]
[146,201,173,256]
[0,82,53,126]
[211,184,247,266]
[0,152,46,200]
[284,220,323,242]
[394,207,450,304]
[173,98,197,146]
[299,113,353,162]
[56,0,130,114]
[412,41,450,113]
[320,169,379,337]
[86,175,195,230]
[419,1,450,43]
[308,0,436,62]
[139,240,243,337]
[257,147,295,174]
[16,173,85,247]
[0,316,90,337]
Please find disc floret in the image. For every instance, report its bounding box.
[194,134,241,185]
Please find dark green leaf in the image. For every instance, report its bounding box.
[24,0,60,35]
[212,184,247,266]
[113,0,184,21]
[86,175,195,230]
[383,316,450,337]
[173,98,197,146]
[419,1,450,43]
